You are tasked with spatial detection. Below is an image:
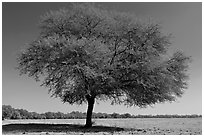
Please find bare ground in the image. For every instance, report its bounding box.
[2,118,202,135]
[2,123,201,135]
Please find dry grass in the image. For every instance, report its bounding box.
[2,118,202,135]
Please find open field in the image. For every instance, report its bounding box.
[2,118,202,135]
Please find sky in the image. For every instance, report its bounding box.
[2,2,202,115]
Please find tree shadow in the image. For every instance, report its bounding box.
[2,123,128,134]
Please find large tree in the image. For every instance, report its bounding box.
[17,3,191,127]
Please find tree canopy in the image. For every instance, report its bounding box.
[17,3,191,127]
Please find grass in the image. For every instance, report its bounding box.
[2,123,128,135]
[2,118,202,135]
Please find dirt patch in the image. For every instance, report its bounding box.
[2,123,126,135]
[2,123,201,135]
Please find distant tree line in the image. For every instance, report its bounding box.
[2,105,201,120]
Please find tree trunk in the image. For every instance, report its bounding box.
[85,95,95,128]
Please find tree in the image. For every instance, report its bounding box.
[2,105,13,120]
[17,3,191,127]
[55,112,66,119]
[121,113,132,118]
[11,110,22,119]
[30,112,40,119]
[45,112,55,119]
[111,112,121,118]
[17,109,30,119]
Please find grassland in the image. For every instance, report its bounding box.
[2,118,202,135]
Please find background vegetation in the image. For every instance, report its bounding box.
[2,105,201,120]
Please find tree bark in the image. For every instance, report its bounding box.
[85,95,95,128]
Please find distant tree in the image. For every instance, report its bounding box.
[45,112,55,119]
[93,112,106,118]
[39,113,46,119]
[17,109,30,119]
[111,112,120,118]
[30,112,40,119]
[55,112,65,119]
[2,105,13,120]
[11,110,22,119]
[17,3,191,127]
[121,113,132,118]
